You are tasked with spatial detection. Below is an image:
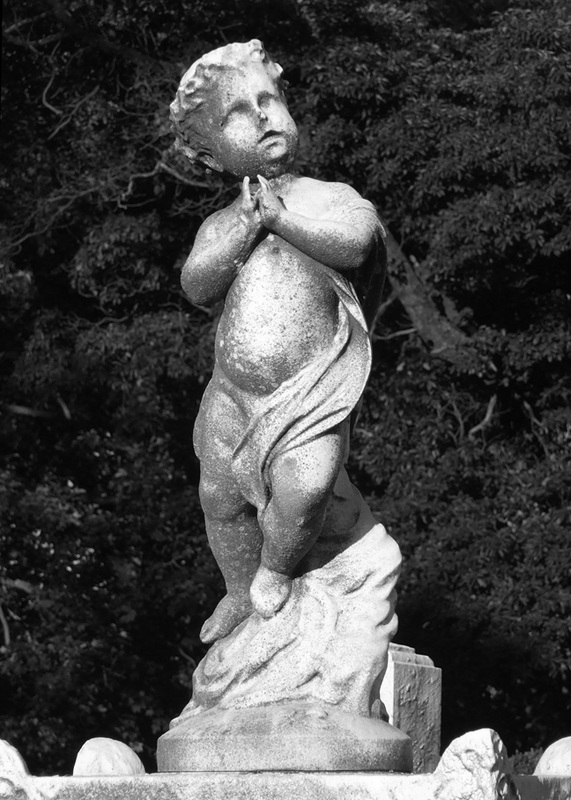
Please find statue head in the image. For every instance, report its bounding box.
[170,40,298,179]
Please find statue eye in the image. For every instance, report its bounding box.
[221,101,250,128]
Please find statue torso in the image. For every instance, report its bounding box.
[216,178,347,395]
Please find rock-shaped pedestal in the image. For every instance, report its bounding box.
[158,492,412,772]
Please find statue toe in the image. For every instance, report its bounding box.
[200,593,252,643]
[250,566,292,618]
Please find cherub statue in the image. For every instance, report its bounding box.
[170,40,387,645]
[160,39,410,773]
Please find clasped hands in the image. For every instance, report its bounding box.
[239,175,285,233]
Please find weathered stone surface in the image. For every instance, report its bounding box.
[173,493,400,721]
[73,737,146,776]
[3,772,439,800]
[158,702,412,772]
[159,491,408,772]
[159,35,414,773]
[534,737,571,776]
[11,769,571,800]
[0,739,28,800]
[433,728,519,800]
[4,730,571,800]
[380,644,442,772]
[164,41,402,774]
[0,739,28,779]
[170,38,389,652]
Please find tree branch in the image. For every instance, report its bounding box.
[373,289,399,323]
[4,11,50,35]
[468,394,498,439]
[5,403,56,419]
[158,162,210,188]
[40,0,162,66]
[450,396,466,440]
[42,70,63,115]
[47,85,99,140]
[385,230,485,373]
[523,400,550,457]
[373,327,415,341]
[3,578,35,594]
[0,603,10,648]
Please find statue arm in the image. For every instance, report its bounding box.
[257,177,378,273]
[181,178,263,305]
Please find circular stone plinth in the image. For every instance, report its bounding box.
[157,703,412,772]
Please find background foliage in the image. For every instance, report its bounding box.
[1,0,570,775]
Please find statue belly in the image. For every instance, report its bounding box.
[216,238,340,395]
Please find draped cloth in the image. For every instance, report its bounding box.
[232,268,371,520]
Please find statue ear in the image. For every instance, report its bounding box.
[199,152,224,173]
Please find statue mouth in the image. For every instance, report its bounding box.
[259,130,284,143]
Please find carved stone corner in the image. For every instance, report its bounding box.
[0,738,30,800]
[433,728,520,800]
[72,737,146,776]
[534,737,571,777]
[380,643,442,773]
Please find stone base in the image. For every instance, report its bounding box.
[4,732,571,800]
[157,702,412,772]
[8,772,571,800]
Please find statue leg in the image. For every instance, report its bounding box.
[250,421,348,618]
[199,462,263,644]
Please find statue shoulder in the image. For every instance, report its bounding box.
[294,176,362,202]
[291,177,380,227]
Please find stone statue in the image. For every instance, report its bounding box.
[158,40,411,772]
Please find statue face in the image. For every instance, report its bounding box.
[207,65,298,179]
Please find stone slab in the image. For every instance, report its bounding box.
[4,733,571,799]
[380,644,442,772]
[2,771,571,800]
[2,772,437,800]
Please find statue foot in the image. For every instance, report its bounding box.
[200,593,252,644]
[250,565,292,619]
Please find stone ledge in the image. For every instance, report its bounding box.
[3,731,571,800]
[1,772,438,800]
[1,771,570,800]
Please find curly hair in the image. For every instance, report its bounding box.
[170,40,285,166]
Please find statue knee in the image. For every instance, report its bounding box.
[199,473,245,521]
[270,467,334,528]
